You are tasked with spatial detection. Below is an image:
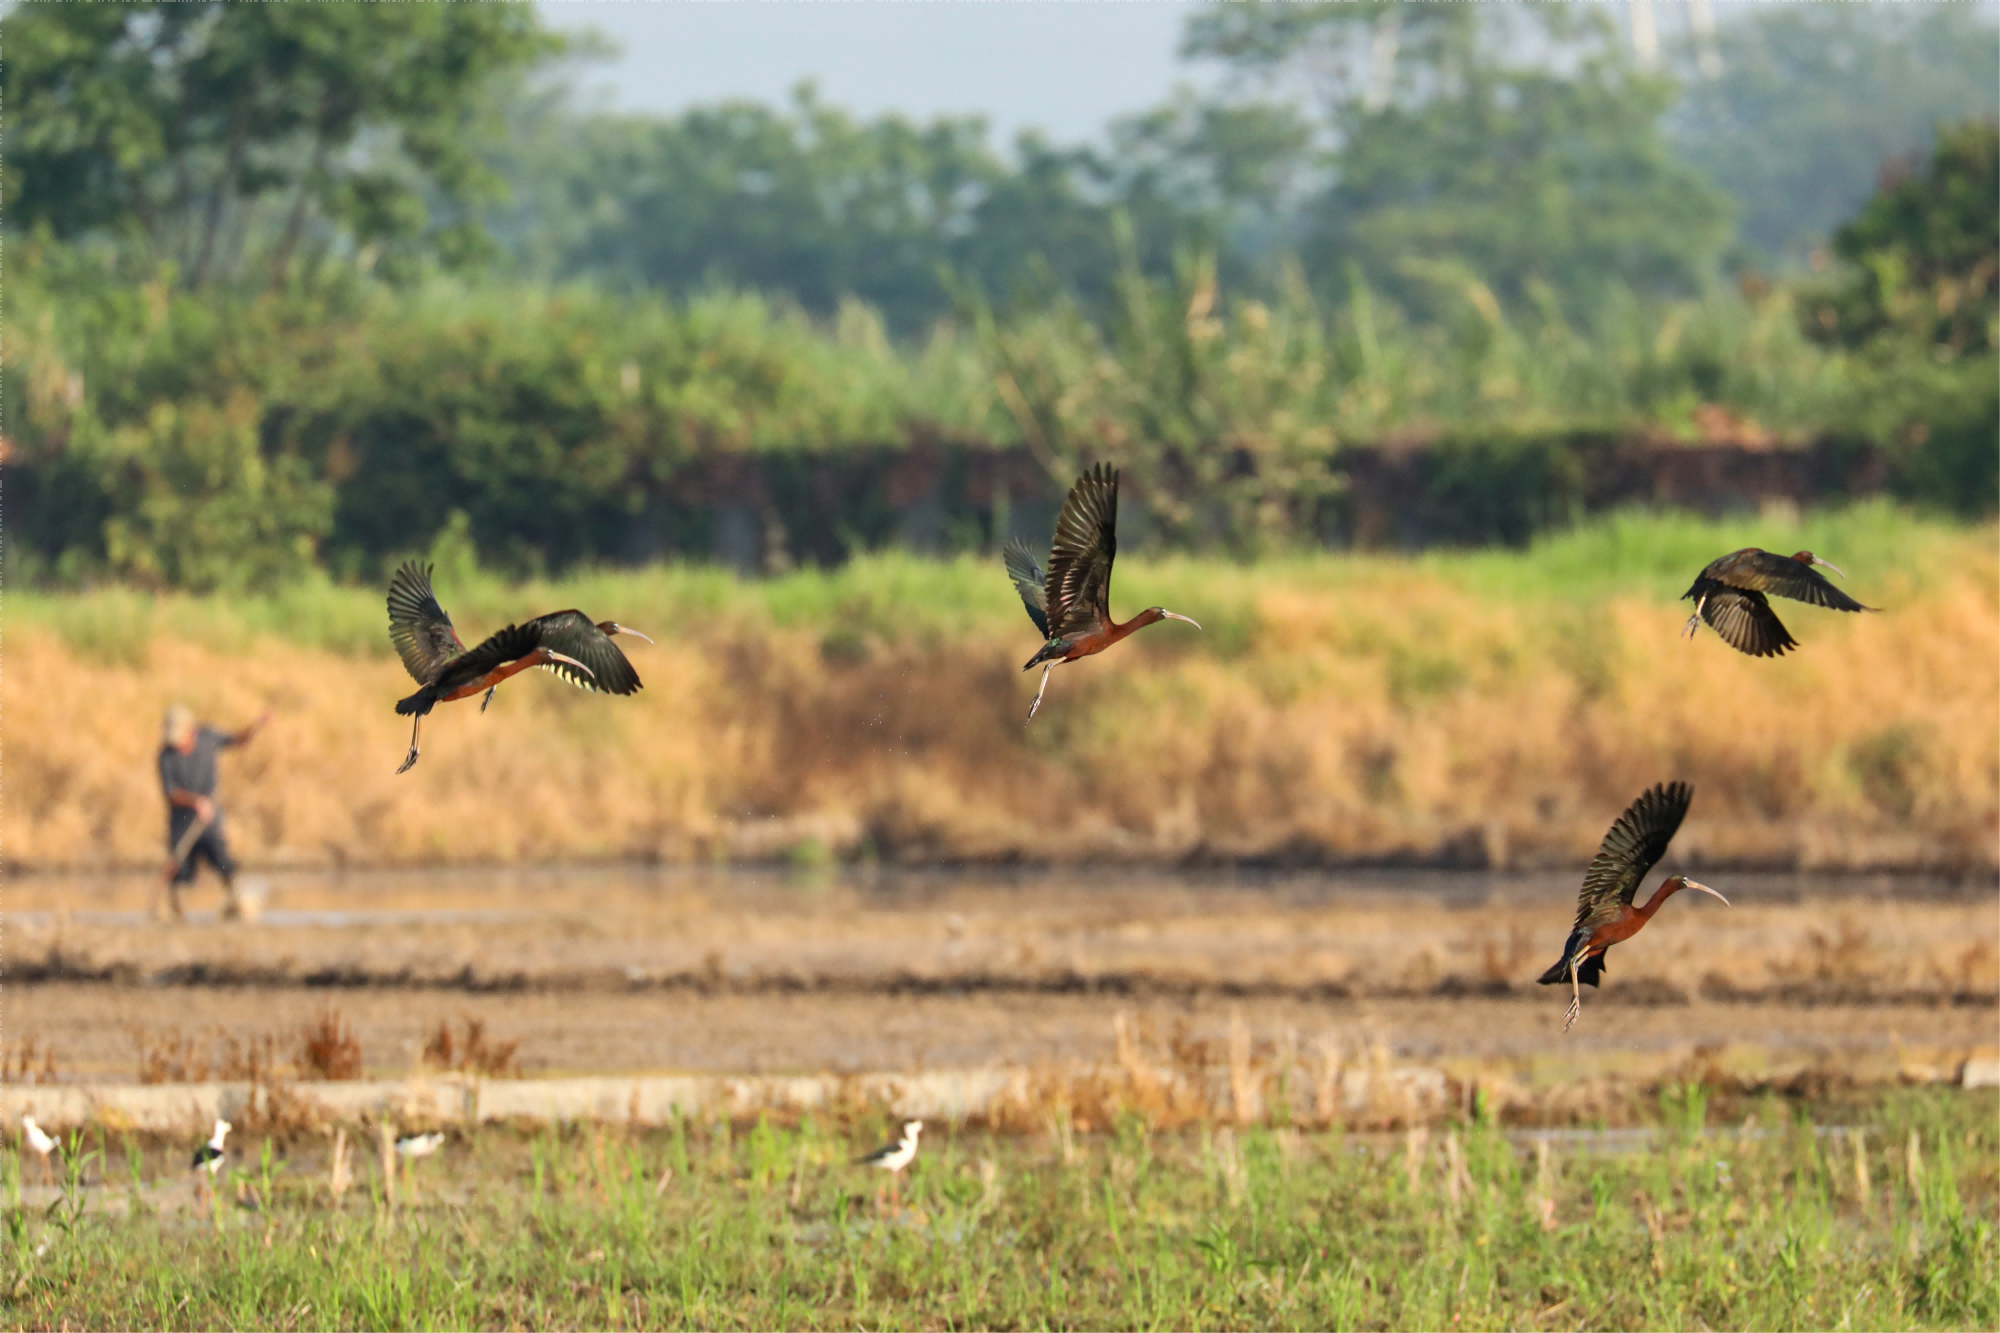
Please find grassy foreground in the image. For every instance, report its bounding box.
[3,1089,1994,1330]
[12,504,1997,870]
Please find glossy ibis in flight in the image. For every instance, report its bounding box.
[1682,548,1872,657]
[387,561,652,773]
[1003,463,1200,722]
[1538,781,1728,1032]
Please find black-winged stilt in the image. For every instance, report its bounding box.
[396,1131,445,1159]
[191,1118,231,1176]
[21,1116,58,1184]
[854,1119,923,1210]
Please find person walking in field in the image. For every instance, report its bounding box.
[158,704,270,921]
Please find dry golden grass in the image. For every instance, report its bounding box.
[12,519,1996,872]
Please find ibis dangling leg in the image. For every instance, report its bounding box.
[1026,663,1054,724]
[1563,953,1583,1033]
[398,716,424,775]
[1682,593,1708,639]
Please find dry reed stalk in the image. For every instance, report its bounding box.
[1227,1010,1260,1126]
[1312,1035,1345,1128]
[14,542,1995,872]
[377,1122,397,1221]
[1534,1138,1558,1231]
[1404,1126,1429,1194]
[1851,1129,1871,1206]
[1905,1129,1924,1194]
[327,1126,351,1205]
[1639,1193,1668,1278]
[1443,1131,1467,1210]
[1213,1125,1245,1206]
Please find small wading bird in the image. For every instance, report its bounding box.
[1005,463,1200,722]
[388,561,651,773]
[855,1119,923,1209]
[192,1118,231,1177]
[396,1131,446,1160]
[1538,781,1729,1032]
[1682,548,1873,657]
[21,1116,58,1185]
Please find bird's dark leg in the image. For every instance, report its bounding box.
[1026,663,1054,724]
[1562,953,1583,1033]
[397,715,424,775]
[479,686,497,713]
[1682,593,1708,639]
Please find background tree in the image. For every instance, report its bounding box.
[1667,4,2000,266]
[4,1,560,287]
[488,84,1310,333]
[1183,1,1732,317]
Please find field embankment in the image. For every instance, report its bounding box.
[13,507,1996,872]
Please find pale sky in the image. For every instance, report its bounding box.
[536,0,1211,144]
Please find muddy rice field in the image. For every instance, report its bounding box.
[5,865,1992,1098]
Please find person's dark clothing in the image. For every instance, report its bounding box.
[160,725,239,882]
[167,811,236,884]
[158,725,235,804]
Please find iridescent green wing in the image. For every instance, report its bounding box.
[387,561,467,685]
[1003,538,1051,637]
[1700,589,1798,658]
[1044,463,1118,639]
[1705,549,1866,612]
[527,610,643,696]
[1572,781,1693,933]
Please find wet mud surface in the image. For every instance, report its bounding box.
[10,866,1995,1084]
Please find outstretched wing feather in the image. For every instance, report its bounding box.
[1710,549,1867,611]
[387,561,466,685]
[529,611,643,696]
[1573,781,1694,931]
[1003,538,1051,637]
[1044,464,1119,639]
[1703,589,1797,658]
[428,622,544,696]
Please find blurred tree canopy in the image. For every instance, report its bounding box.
[1183,1,1733,317]
[1666,3,2000,265]
[3,0,560,287]
[491,82,1311,333]
[1815,119,1999,356]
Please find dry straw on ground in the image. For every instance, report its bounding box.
[13,526,1996,872]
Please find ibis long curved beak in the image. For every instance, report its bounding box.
[1684,879,1730,906]
[545,651,598,679]
[1810,557,1847,580]
[1161,611,1202,630]
[615,627,655,645]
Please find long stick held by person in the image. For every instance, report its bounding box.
[157,703,270,922]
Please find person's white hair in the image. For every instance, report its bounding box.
[163,704,196,744]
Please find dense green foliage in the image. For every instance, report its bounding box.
[495,83,1310,335]
[1184,3,1735,319]
[3,2,556,286]
[4,1,1993,587]
[2,1091,1993,1329]
[1667,4,2000,264]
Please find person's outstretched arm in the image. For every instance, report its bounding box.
[227,710,274,748]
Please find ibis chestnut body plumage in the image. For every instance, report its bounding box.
[1538,781,1729,1031]
[1004,464,1200,721]
[1682,548,1871,657]
[386,562,651,773]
